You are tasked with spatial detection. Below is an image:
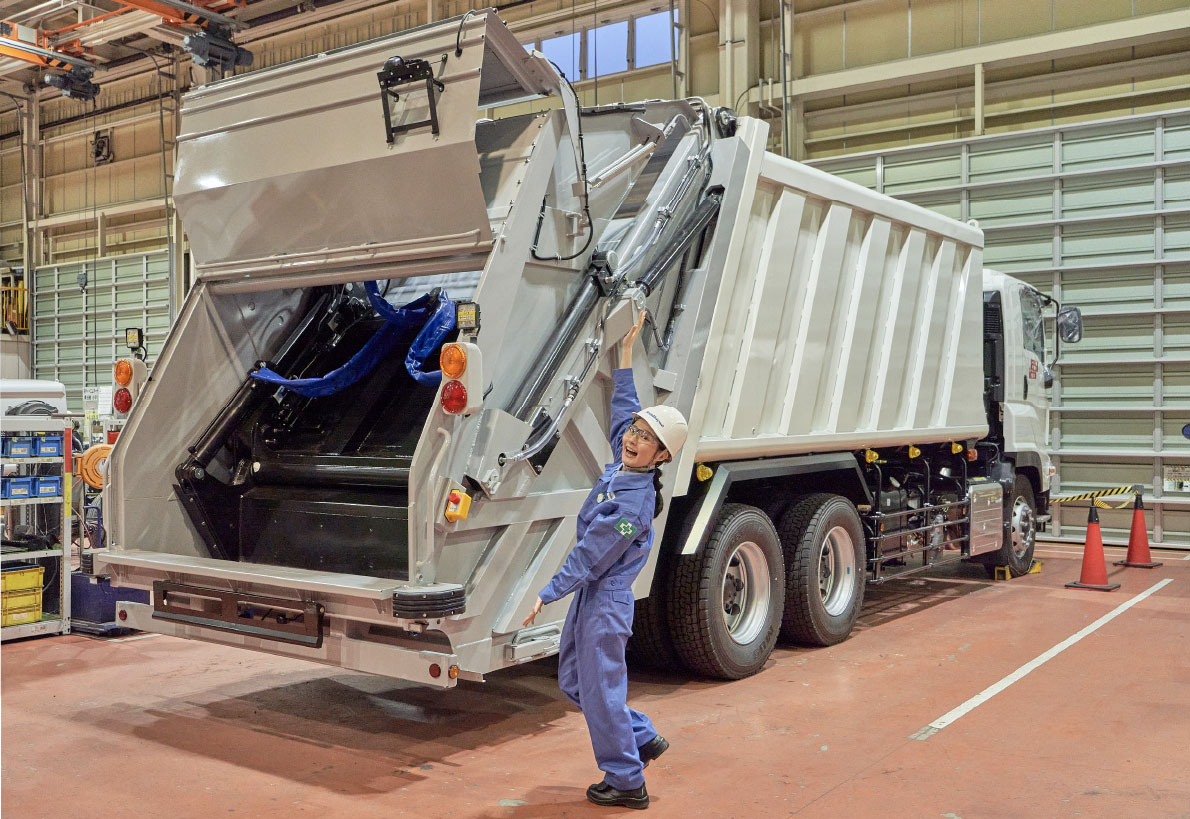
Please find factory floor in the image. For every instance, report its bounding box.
[2,542,1187,819]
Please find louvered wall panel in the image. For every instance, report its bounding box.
[812,109,1190,549]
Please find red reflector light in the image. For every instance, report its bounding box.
[441,381,467,414]
[429,663,442,678]
[117,609,127,621]
[113,387,133,414]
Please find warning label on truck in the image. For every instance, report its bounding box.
[1163,465,1190,492]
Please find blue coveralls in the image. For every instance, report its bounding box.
[539,367,659,791]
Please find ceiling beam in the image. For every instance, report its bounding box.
[785,8,1190,101]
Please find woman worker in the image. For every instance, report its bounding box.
[523,310,688,811]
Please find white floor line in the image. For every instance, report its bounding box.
[909,578,1174,741]
[107,633,161,643]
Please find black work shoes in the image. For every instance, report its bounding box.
[587,782,649,809]
[638,735,669,768]
[583,737,667,809]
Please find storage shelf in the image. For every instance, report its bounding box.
[0,496,63,508]
[1,418,70,642]
[0,616,67,642]
[0,548,64,563]
[0,418,69,434]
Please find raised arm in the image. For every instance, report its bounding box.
[610,310,647,458]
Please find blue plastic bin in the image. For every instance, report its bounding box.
[33,435,63,457]
[4,438,33,458]
[1,477,34,499]
[33,476,62,497]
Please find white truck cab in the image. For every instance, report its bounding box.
[985,269,1054,495]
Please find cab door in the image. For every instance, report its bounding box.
[1003,283,1049,473]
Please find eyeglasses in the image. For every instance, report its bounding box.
[625,424,658,447]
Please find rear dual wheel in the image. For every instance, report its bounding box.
[667,504,785,680]
[643,494,868,680]
[777,494,867,646]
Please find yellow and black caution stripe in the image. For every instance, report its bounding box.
[1051,484,1142,507]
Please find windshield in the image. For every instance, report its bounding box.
[1020,286,1045,361]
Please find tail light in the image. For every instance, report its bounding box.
[438,342,482,416]
[111,356,147,417]
[441,381,468,415]
[113,387,133,414]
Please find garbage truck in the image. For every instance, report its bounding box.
[97,11,1084,686]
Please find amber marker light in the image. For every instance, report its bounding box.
[114,359,133,386]
[440,344,467,379]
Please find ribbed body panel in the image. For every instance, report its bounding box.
[691,152,988,459]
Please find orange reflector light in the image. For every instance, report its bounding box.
[429,663,442,679]
[113,387,133,414]
[967,448,978,462]
[440,344,467,379]
[114,359,133,386]
[441,381,468,414]
[448,665,459,680]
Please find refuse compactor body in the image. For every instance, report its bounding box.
[99,11,985,687]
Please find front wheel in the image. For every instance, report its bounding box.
[981,475,1037,577]
[667,503,785,680]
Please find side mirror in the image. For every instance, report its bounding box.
[1057,306,1083,344]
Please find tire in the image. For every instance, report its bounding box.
[667,503,784,680]
[777,493,866,646]
[980,475,1036,578]
[626,560,684,672]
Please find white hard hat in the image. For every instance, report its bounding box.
[634,405,688,455]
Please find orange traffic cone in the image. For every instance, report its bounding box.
[1114,494,1163,568]
[1065,506,1120,592]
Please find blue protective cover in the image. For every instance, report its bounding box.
[249,285,455,397]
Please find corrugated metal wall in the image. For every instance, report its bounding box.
[31,252,169,410]
[811,109,1190,547]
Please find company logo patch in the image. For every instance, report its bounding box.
[616,518,638,538]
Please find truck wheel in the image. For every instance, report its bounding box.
[627,558,684,672]
[981,476,1036,577]
[667,503,784,680]
[777,493,866,646]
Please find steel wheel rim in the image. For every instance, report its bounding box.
[1011,498,1035,559]
[819,526,857,617]
[721,540,771,645]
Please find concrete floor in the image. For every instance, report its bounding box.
[2,542,1187,819]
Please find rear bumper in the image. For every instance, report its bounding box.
[99,550,474,688]
[117,600,464,689]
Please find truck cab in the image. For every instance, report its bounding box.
[984,269,1054,497]
[982,268,1083,532]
